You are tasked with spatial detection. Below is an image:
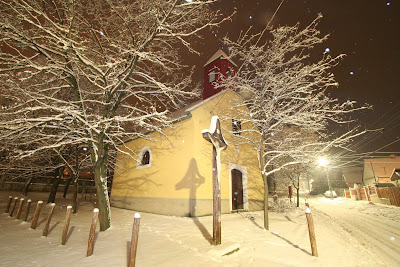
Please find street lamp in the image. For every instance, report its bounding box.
[317,156,334,200]
[317,157,328,167]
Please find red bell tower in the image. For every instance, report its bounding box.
[203,50,237,100]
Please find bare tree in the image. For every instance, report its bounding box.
[0,0,230,230]
[0,148,62,195]
[221,14,369,229]
[277,162,313,208]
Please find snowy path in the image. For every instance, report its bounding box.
[0,191,399,266]
[309,196,400,267]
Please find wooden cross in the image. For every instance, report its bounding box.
[202,116,228,245]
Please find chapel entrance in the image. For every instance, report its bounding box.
[231,169,244,210]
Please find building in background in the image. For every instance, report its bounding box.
[342,167,363,188]
[363,155,400,187]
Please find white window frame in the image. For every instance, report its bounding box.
[136,146,152,169]
[209,68,216,83]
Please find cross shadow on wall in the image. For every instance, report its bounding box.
[176,158,213,244]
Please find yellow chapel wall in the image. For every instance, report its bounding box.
[191,91,264,214]
[111,91,264,216]
[111,114,198,216]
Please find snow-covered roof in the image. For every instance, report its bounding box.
[364,156,400,178]
[120,90,240,144]
[390,168,400,181]
[203,49,238,67]
[168,89,239,121]
[341,167,363,184]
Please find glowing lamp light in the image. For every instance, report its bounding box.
[318,157,329,167]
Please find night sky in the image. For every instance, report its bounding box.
[185,0,400,155]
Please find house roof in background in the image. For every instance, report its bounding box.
[390,168,400,181]
[204,49,238,67]
[341,166,363,184]
[364,156,400,178]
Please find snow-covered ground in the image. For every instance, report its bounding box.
[0,190,399,266]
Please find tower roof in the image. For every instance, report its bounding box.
[204,49,237,67]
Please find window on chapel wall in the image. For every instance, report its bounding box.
[137,147,152,169]
[141,150,150,166]
[232,119,242,135]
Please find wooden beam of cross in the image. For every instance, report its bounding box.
[202,116,228,245]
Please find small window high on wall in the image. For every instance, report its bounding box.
[232,119,242,135]
[209,68,216,83]
[226,68,232,78]
[141,150,150,165]
[137,147,152,169]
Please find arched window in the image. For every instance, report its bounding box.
[137,147,152,169]
[141,150,150,166]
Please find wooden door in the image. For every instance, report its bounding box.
[231,169,243,210]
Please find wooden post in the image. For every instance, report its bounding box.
[305,207,318,257]
[364,187,369,201]
[5,196,12,213]
[16,198,25,219]
[24,199,32,222]
[42,203,56,236]
[10,197,18,217]
[305,198,309,207]
[212,146,222,245]
[202,116,227,246]
[61,206,73,245]
[87,208,99,257]
[31,201,43,229]
[128,213,141,267]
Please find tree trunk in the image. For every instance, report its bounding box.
[72,143,79,212]
[63,177,72,198]
[42,176,51,192]
[94,164,111,231]
[91,141,111,231]
[263,173,269,230]
[48,167,64,203]
[23,177,33,196]
[72,177,78,213]
[258,146,269,231]
[297,174,300,208]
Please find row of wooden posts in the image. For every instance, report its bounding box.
[4,196,141,267]
[5,195,316,262]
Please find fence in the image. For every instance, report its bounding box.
[345,185,400,207]
[376,187,400,207]
[344,189,351,198]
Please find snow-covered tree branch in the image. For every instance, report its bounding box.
[220,15,370,229]
[0,0,230,231]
